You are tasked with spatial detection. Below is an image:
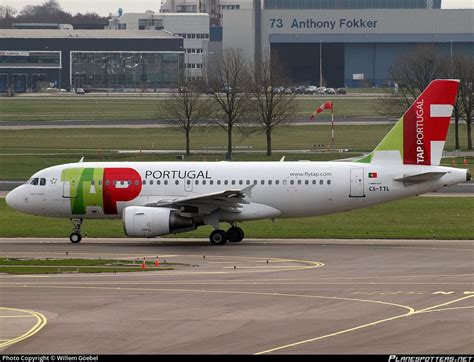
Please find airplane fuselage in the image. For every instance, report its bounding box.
[6,161,468,222]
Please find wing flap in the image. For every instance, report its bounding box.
[145,186,254,215]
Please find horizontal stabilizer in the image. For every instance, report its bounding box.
[394,171,446,183]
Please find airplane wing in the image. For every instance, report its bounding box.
[145,185,254,214]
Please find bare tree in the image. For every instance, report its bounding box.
[452,90,465,150]
[207,49,250,160]
[158,78,214,155]
[250,53,296,156]
[0,5,17,28]
[454,55,474,150]
[0,5,17,18]
[390,44,445,106]
[387,46,473,150]
[1,0,107,28]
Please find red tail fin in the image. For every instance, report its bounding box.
[403,79,459,165]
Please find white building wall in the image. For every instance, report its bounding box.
[108,12,209,79]
[222,9,255,63]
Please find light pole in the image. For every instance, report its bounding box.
[450,40,453,78]
[319,40,323,87]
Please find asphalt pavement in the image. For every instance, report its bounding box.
[1,238,472,354]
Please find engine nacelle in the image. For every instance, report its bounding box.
[122,206,195,238]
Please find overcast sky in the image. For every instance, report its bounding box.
[3,0,473,16]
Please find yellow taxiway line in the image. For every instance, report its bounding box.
[0,307,47,349]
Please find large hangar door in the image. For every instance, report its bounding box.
[271,43,345,88]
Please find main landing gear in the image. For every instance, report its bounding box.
[209,226,244,245]
[69,218,83,243]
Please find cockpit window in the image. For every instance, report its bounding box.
[40,178,46,186]
[30,178,39,185]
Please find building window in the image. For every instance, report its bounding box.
[71,51,183,90]
[0,51,61,69]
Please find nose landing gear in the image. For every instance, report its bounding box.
[69,218,83,243]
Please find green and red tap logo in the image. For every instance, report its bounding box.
[61,167,142,215]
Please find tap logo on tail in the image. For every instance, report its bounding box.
[357,79,459,165]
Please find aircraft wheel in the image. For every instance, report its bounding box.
[69,232,82,243]
[227,227,244,243]
[209,230,228,245]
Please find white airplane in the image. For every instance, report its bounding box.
[6,79,471,245]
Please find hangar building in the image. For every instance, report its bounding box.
[0,29,184,92]
[222,0,473,87]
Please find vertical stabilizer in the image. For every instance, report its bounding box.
[357,79,459,165]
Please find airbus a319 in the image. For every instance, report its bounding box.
[6,80,470,245]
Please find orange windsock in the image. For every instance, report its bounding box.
[310,101,333,120]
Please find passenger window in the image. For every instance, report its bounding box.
[98,180,102,186]
[297,180,302,185]
[135,180,139,186]
[91,180,95,186]
[217,180,221,185]
[120,180,125,185]
[290,180,294,185]
[105,180,110,186]
[261,180,265,185]
[157,180,161,185]
[175,180,179,185]
[202,180,206,185]
[187,180,191,185]
[195,180,199,185]
[283,180,287,185]
[239,180,243,185]
[253,180,258,185]
[312,180,316,185]
[268,180,272,185]
[305,180,309,185]
[320,180,324,185]
[31,178,39,185]
[164,180,168,185]
[276,180,279,185]
[224,180,228,185]
[246,180,250,185]
[150,180,154,185]
[113,180,117,186]
[231,180,236,185]
[327,180,331,185]
[40,178,46,186]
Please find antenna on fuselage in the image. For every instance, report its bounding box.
[279,156,285,162]
[79,157,84,163]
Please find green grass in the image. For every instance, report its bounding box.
[0,197,472,240]
[0,124,468,152]
[0,125,393,151]
[0,97,382,121]
[0,257,176,274]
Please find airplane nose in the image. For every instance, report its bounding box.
[5,189,17,209]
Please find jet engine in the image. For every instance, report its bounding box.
[122,206,195,237]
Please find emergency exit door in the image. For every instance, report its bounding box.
[350,168,365,198]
